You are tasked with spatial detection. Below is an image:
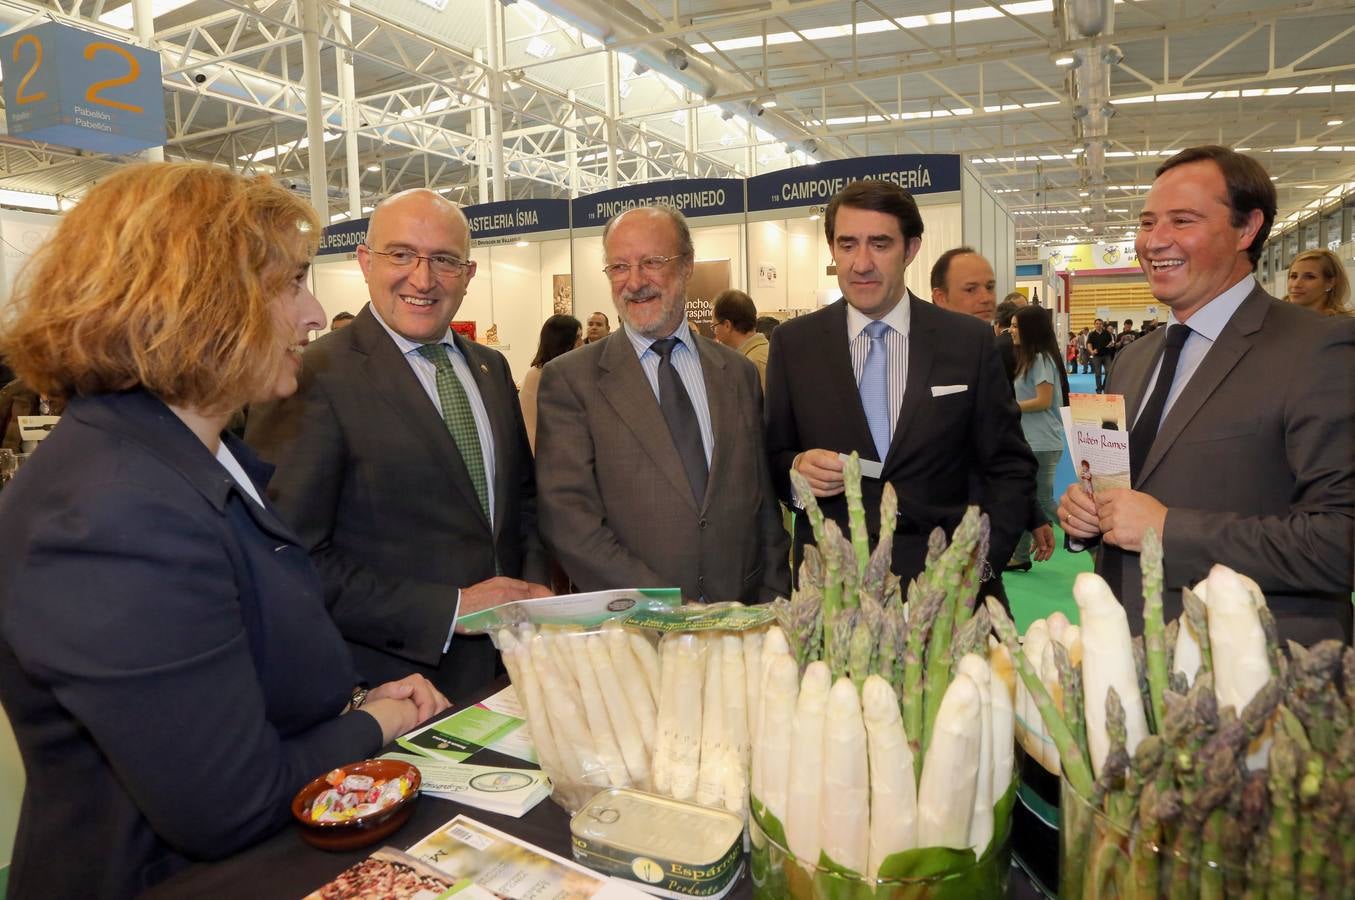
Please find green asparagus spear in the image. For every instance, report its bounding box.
[902,581,943,776]
[820,518,845,617]
[877,482,898,552]
[1053,640,1089,777]
[921,507,981,754]
[841,452,871,582]
[789,469,829,550]
[1265,717,1301,900]
[1182,587,1213,675]
[1140,528,1169,732]
[846,594,881,691]
[985,595,1095,797]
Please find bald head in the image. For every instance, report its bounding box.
[367,189,471,258]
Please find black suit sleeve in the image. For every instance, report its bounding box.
[970,330,1039,572]
[764,324,803,502]
[246,373,457,668]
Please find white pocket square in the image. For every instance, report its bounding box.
[930,384,968,397]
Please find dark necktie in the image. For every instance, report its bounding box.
[416,343,491,521]
[1128,323,1191,483]
[651,337,708,504]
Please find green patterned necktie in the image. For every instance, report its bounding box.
[416,343,490,521]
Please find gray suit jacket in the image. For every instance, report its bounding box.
[535,330,790,603]
[246,307,547,700]
[1100,284,1354,644]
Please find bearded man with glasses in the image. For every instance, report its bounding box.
[534,204,789,603]
[247,189,551,702]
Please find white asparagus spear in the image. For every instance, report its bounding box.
[667,634,706,800]
[1205,564,1273,769]
[755,626,791,746]
[529,634,605,787]
[820,676,870,876]
[916,673,982,850]
[601,621,658,754]
[957,654,995,855]
[497,628,565,782]
[563,631,631,787]
[1016,619,1051,759]
[1074,572,1151,776]
[629,629,663,707]
[743,629,763,752]
[987,642,1017,798]
[755,652,799,826]
[862,675,917,877]
[785,662,831,866]
[652,635,680,794]
[1045,611,1071,647]
[1056,623,1083,668]
[720,633,750,814]
[1174,610,1203,687]
[1040,642,1064,773]
[695,638,727,806]
[587,633,651,789]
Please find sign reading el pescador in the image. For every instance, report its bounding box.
[571,178,745,230]
[746,154,960,217]
[0,23,164,155]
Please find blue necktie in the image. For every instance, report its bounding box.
[860,320,891,462]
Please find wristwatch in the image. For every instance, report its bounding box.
[345,684,370,714]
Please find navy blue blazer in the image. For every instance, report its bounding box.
[0,389,382,898]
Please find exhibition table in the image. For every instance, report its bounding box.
[143,692,1047,899]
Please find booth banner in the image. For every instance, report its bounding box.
[571,179,745,230]
[685,260,732,337]
[746,154,961,216]
[318,218,370,257]
[466,198,570,243]
[0,23,165,155]
[1041,240,1140,272]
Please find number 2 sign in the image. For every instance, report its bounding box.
[0,23,164,156]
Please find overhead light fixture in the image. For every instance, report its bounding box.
[802,139,819,155]
[524,37,555,60]
[631,59,650,77]
[784,143,796,154]
[720,107,734,121]
[1328,118,1344,126]
[763,99,778,108]
[663,48,690,71]
[808,213,821,221]
[745,100,765,117]
[1054,55,1077,67]
[515,240,530,248]
[366,163,381,172]
[1101,45,1124,66]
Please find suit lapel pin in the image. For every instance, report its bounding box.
[479,363,489,374]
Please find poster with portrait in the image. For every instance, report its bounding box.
[552,274,574,316]
[684,259,731,338]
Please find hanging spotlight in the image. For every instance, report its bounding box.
[663,48,689,71]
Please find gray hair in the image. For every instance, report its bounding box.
[602,204,694,259]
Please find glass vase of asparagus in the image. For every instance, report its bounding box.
[749,454,1016,899]
[987,529,1355,898]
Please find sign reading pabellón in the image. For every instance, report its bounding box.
[571,178,745,230]
[746,155,961,217]
[0,23,164,155]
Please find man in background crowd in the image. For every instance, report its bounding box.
[1086,318,1113,392]
[330,311,356,331]
[712,289,770,389]
[248,189,550,701]
[535,205,789,603]
[585,311,611,343]
[1058,145,1353,644]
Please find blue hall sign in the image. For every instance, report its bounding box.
[746,154,961,213]
[572,178,744,229]
[317,218,369,257]
[464,198,569,240]
[0,23,164,155]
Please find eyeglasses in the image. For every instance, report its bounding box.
[601,254,686,281]
[364,246,474,278]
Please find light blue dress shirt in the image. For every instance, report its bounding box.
[847,296,911,448]
[1131,275,1255,431]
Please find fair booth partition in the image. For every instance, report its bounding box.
[310,154,1015,374]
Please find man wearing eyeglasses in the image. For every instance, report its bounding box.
[247,188,550,702]
[534,205,789,603]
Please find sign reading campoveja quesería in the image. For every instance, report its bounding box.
[0,23,164,155]
[746,154,961,216]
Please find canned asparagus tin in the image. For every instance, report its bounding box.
[570,789,744,898]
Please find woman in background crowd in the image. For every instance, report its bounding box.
[0,163,447,899]
[1007,306,1065,571]
[520,313,582,451]
[1287,248,1351,316]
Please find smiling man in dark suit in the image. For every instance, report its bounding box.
[1058,146,1353,644]
[247,189,550,701]
[534,205,788,602]
[764,179,1035,589]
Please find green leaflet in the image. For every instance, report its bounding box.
[750,794,789,852]
[813,851,875,900]
[873,846,977,883]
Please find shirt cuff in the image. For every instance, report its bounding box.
[443,588,463,653]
